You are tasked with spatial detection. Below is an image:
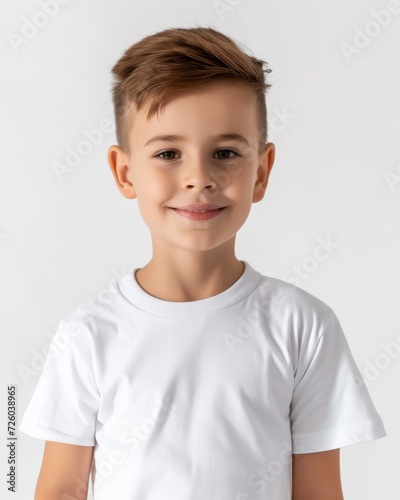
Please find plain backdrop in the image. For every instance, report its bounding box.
[1,0,399,498]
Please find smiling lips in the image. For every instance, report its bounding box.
[170,204,226,221]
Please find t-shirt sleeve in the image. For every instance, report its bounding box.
[19,317,100,446]
[290,311,387,454]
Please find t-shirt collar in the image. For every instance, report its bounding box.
[118,260,261,317]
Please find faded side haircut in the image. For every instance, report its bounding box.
[110,26,272,155]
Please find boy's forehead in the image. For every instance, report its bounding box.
[145,81,255,112]
[128,82,259,143]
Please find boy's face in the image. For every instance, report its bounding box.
[108,82,275,255]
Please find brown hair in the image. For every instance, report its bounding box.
[110,26,272,155]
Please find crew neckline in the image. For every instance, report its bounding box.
[118,260,261,317]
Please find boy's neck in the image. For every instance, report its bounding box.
[134,248,245,302]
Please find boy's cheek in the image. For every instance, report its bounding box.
[227,163,243,176]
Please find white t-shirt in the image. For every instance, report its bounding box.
[20,261,386,499]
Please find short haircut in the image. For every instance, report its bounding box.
[110,26,272,155]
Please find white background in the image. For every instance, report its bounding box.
[1,0,399,498]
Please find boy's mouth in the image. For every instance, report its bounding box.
[169,204,226,221]
[173,203,226,210]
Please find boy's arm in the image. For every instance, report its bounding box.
[292,448,344,500]
[35,441,94,500]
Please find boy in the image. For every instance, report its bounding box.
[20,26,386,499]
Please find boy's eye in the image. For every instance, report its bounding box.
[154,149,239,161]
[215,149,238,160]
[155,150,179,160]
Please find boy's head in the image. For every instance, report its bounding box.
[107,26,275,255]
[110,26,272,157]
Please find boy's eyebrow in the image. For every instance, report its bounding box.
[144,134,250,147]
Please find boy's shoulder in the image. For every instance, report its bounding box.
[57,264,337,341]
[256,270,336,321]
[54,278,124,339]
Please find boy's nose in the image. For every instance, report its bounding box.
[181,160,218,192]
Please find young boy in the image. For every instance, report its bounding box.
[20,26,386,499]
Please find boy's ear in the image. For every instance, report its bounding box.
[253,142,275,203]
[107,145,137,199]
